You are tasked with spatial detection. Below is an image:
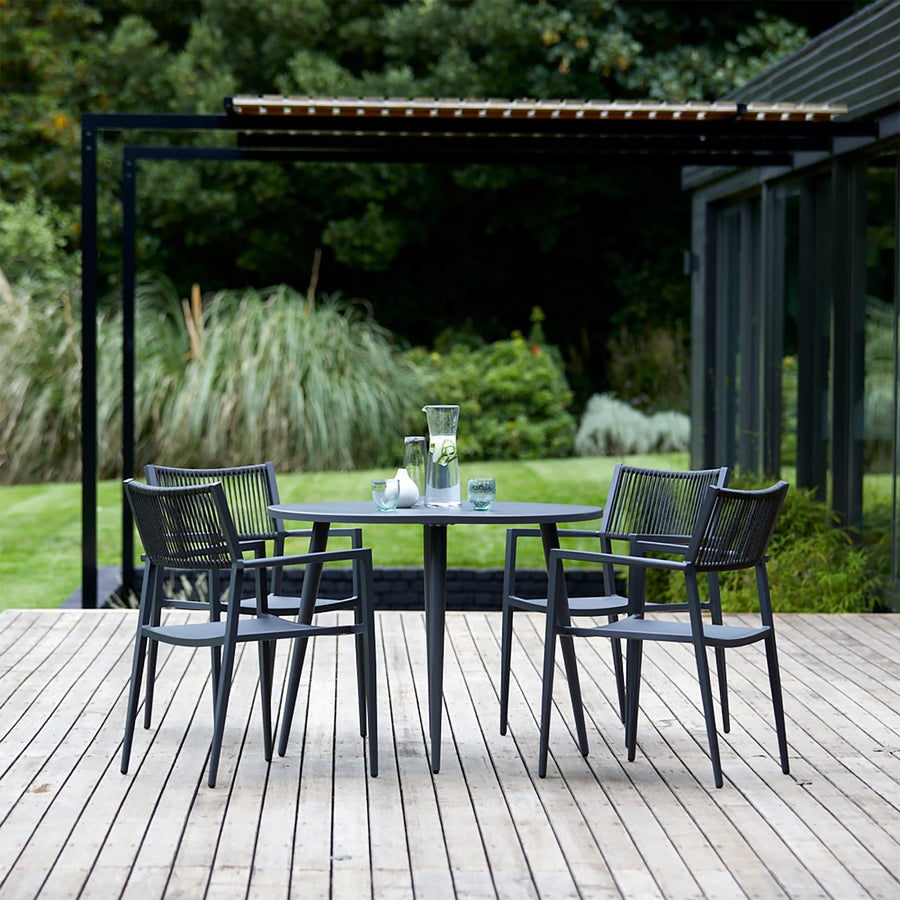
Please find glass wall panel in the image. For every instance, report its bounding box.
[863,162,899,608]
[782,192,800,474]
[714,206,741,467]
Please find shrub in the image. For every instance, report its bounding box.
[574,393,690,456]
[643,474,883,614]
[0,278,83,483]
[0,276,420,482]
[0,190,76,284]
[405,311,576,460]
[132,283,420,472]
[604,324,690,414]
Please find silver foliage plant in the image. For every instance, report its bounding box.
[574,393,691,457]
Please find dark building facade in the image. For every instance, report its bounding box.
[685,0,900,607]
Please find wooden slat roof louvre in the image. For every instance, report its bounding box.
[227,95,849,123]
[222,94,872,167]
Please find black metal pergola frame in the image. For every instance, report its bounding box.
[79,96,876,607]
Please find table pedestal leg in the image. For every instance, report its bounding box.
[423,523,447,773]
[277,521,330,757]
[540,523,589,756]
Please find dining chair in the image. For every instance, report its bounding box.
[500,463,730,748]
[121,478,378,787]
[143,462,367,734]
[539,480,790,788]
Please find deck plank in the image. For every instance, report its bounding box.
[1,608,899,899]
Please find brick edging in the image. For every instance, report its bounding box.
[86,566,610,611]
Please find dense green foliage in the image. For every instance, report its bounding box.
[1,278,583,481]
[604,324,691,414]
[0,278,421,481]
[406,311,576,460]
[0,0,861,395]
[0,279,83,483]
[641,473,887,614]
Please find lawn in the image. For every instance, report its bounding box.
[0,453,688,611]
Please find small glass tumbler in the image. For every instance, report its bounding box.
[467,477,496,511]
[372,478,400,511]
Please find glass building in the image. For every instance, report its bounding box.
[684,0,900,607]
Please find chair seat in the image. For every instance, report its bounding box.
[238,593,359,615]
[507,593,628,615]
[143,613,355,647]
[580,615,770,648]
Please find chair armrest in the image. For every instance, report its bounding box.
[242,546,371,570]
[548,547,686,572]
[630,533,692,556]
[282,526,363,547]
[506,527,602,543]
[503,526,603,599]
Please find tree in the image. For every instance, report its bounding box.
[0,0,866,398]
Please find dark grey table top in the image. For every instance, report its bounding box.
[269,500,603,527]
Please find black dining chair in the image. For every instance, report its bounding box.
[500,463,730,747]
[121,478,378,787]
[143,462,367,734]
[539,480,790,788]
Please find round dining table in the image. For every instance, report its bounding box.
[268,500,604,772]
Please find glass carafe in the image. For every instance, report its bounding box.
[422,405,460,507]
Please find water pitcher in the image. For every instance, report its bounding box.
[422,405,460,506]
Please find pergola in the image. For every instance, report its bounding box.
[79,95,876,607]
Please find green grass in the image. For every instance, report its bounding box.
[4,452,893,614]
[0,454,687,611]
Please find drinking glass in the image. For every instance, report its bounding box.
[372,478,400,511]
[403,436,427,504]
[467,477,496,511]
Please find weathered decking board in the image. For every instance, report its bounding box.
[0,608,898,899]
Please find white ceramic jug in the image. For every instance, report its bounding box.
[393,467,420,508]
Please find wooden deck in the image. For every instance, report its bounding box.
[1,607,899,899]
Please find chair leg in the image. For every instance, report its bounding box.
[121,632,149,774]
[209,570,222,699]
[354,604,367,738]
[608,627,626,723]
[277,636,310,757]
[257,640,276,761]
[144,641,158,729]
[559,634,589,756]
[360,554,378,777]
[714,646,730,733]
[364,615,378,777]
[143,583,164,728]
[707,573,730,732]
[625,639,643,760]
[765,633,790,774]
[538,611,559,778]
[208,636,238,789]
[691,640,723,788]
[499,601,514,735]
[141,566,163,730]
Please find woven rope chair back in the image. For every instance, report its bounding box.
[125,480,238,571]
[601,465,728,540]
[145,464,278,543]
[691,481,789,572]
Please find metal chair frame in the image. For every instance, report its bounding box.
[539,480,790,788]
[500,464,729,744]
[121,479,378,787]
[143,462,367,732]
